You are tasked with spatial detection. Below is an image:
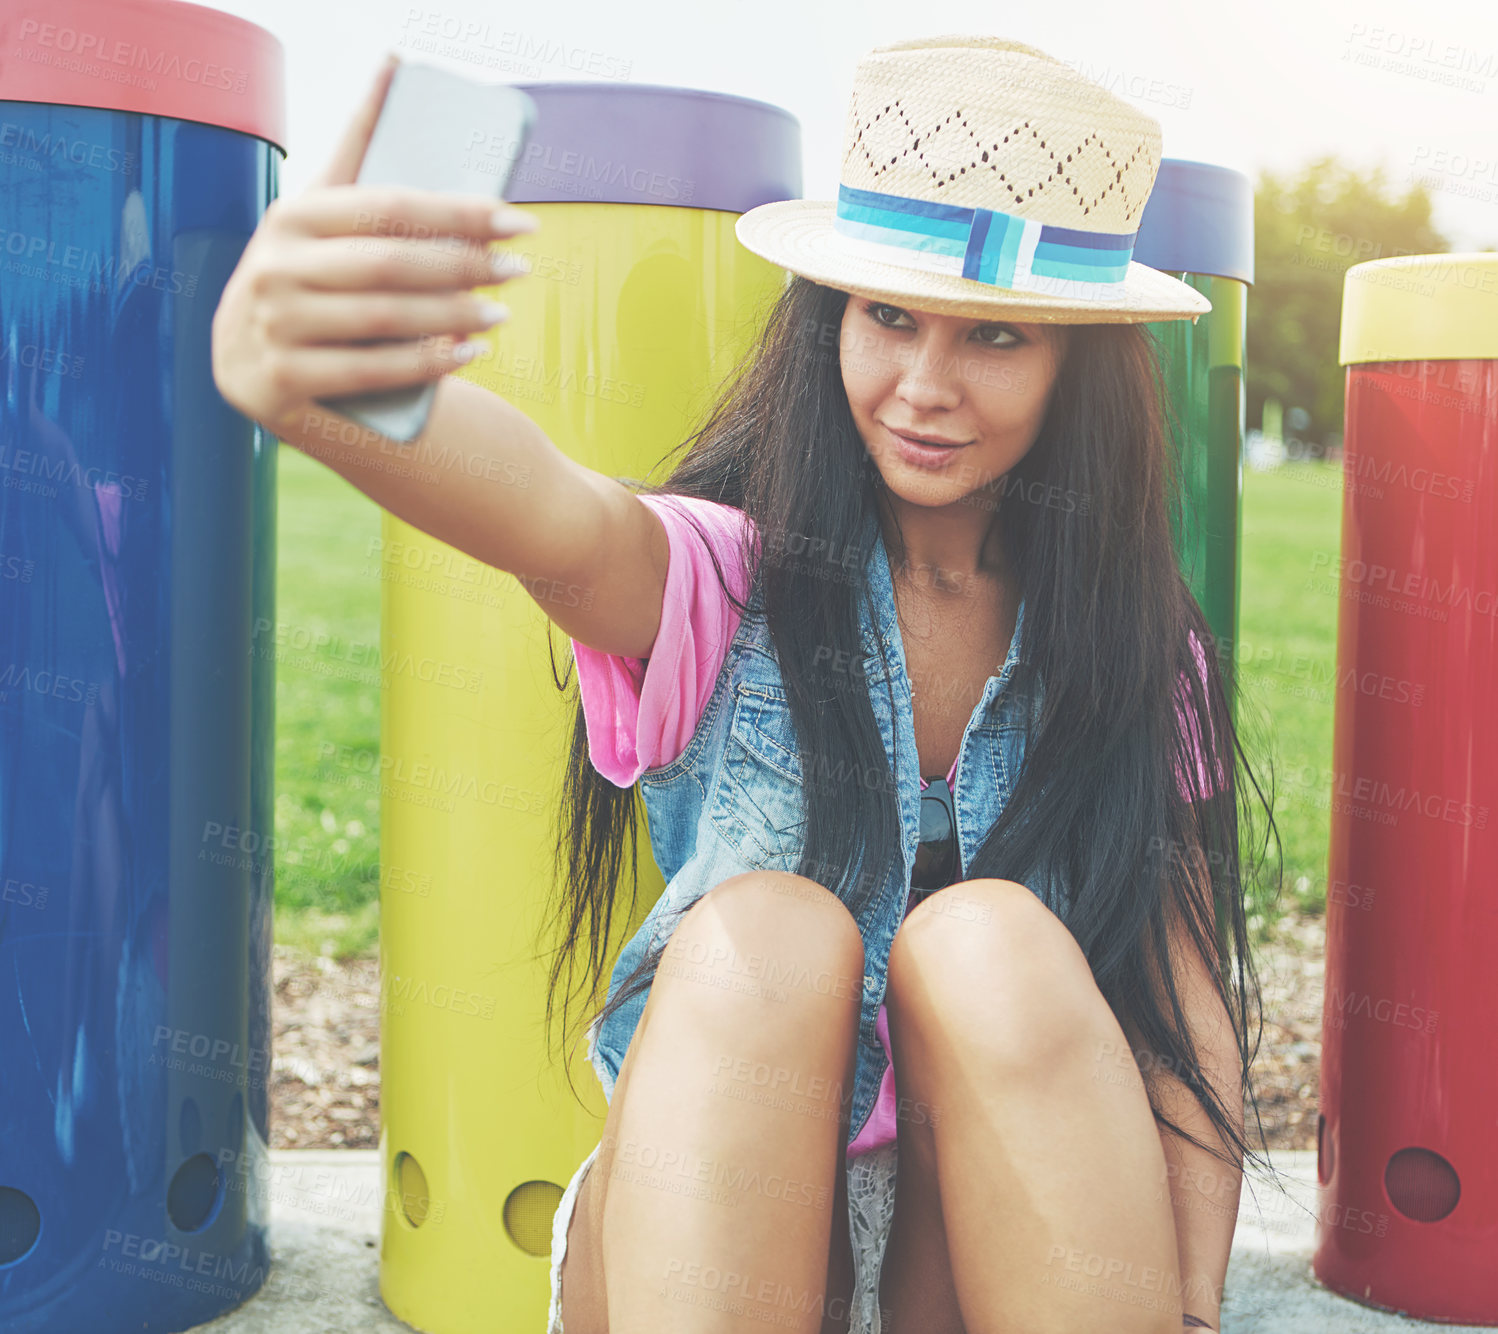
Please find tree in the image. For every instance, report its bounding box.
[1248,158,1448,446]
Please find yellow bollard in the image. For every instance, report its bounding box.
[376,85,799,1332]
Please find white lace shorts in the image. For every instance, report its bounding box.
[547,1140,602,1334]
[546,1138,899,1334]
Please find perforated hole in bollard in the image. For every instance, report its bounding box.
[1317,1111,1334,1184]
[394,1149,431,1227]
[1384,1146,1460,1223]
[504,1180,565,1256]
[167,1152,225,1232]
[0,1186,42,1265]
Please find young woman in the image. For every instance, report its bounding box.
[212,35,1284,1334]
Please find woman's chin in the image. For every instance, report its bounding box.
[873,460,989,509]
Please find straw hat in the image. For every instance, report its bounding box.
[735,35,1210,324]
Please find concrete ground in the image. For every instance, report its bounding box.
[190,1149,1492,1333]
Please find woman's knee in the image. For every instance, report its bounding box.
[888,878,1103,1067]
[664,871,866,1006]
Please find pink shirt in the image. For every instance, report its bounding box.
[570,492,1221,1159]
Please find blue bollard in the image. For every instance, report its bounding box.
[0,2,285,1329]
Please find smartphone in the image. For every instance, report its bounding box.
[318,59,538,443]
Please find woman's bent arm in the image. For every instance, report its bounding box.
[1119,893,1242,1332]
[1143,989,1242,1331]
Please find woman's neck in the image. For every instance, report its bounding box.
[876,490,1012,593]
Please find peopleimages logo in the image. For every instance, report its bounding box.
[1058,59,1194,109]
[15,20,250,94]
[0,225,199,301]
[0,121,136,175]
[396,12,633,81]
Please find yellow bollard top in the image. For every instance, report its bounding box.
[1340,253,1498,364]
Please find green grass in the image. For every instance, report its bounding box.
[1234,460,1344,923]
[272,444,383,958]
[271,443,1344,957]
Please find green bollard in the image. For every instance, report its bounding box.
[1134,160,1254,714]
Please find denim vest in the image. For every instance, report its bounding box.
[585,505,1063,1152]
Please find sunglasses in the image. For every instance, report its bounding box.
[911,775,958,894]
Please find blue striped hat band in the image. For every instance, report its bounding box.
[833,182,1138,303]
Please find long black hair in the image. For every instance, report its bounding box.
[538,274,1287,1190]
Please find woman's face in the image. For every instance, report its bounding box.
[839,295,1068,508]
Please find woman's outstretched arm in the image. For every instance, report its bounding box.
[278,375,673,660]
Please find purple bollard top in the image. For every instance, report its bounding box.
[502,81,802,213]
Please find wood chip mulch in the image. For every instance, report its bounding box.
[270,947,381,1149]
[268,908,1328,1152]
[1244,906,1325,1153]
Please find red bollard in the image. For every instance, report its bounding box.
[1315,253,1498,1323]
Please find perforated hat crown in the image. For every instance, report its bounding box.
[736,35,1210,324]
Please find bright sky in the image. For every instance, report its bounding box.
[222,0,1498,250]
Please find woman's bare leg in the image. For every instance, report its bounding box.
[877,879,1185,1334]
[559,870,862,1334]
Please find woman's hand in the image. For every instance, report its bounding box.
[210,52,539,435]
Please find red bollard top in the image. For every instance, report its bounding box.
[0,0,286,152]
